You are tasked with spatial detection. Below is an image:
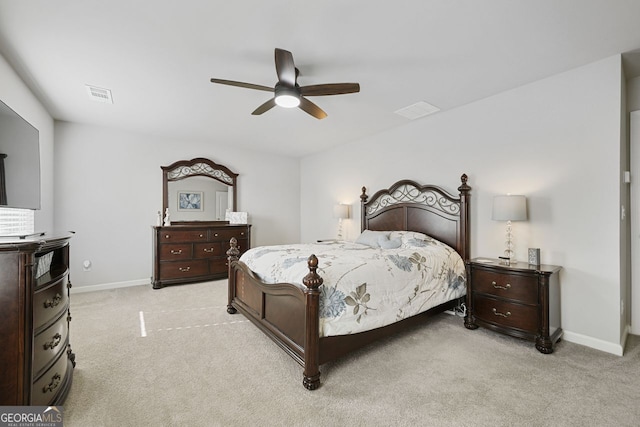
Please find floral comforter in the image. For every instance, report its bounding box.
[239,231,466,338]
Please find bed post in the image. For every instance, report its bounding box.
[360,186,368,231]
[226,237,240,314]
[302,254,323,390]
[458,174,471,261]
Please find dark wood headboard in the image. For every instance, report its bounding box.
[360,175,471,260]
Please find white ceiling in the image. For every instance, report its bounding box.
[1,1,640,157]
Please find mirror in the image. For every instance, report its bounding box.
[162,158,237,224]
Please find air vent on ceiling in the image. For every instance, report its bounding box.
[394,101,439,120]
[86,85,113,104]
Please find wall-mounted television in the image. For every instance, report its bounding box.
[0,99,40,210]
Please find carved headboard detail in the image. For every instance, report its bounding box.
[360,174,470,260]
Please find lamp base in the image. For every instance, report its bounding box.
[503,221,516,264]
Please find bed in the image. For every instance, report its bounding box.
[226,175,471,390]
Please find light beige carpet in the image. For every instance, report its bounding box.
[63,280,640,426]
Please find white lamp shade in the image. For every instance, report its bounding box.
[333,204,350,219]
[492,195,527,221]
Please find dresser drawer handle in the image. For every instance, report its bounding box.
[44,333,62,350]
[170,249,183,255]
[44,293,62,309]
[492,308,511,318]
[165,234,171,239]
[240,232,245,236]
[199,234,205,238]
[492,281,511,290]
[214,233,219,237]
[203,248,216,253]
[179,266,191,272]
[42,373,61,394]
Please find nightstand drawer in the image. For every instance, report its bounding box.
[473,268,538,304]
[473,295,538,333]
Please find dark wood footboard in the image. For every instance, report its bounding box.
[227,237,323,390]
[227,237,462,390]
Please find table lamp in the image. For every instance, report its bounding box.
[492,195,527,263]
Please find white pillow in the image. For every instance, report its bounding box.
[389,231,429,241]
[378,234,402,249]
[355,230,390,248]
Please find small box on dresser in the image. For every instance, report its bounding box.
[464,258,562,354]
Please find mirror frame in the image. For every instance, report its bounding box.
[161,157,238,224]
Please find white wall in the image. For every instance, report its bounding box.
[631,111,640,334]
[54,121,300,289]
[0,54,54,231]
[301,55,625,354]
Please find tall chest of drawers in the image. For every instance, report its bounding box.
[464,258,562,354]
[0,233,75,405]
[152,223,251,289]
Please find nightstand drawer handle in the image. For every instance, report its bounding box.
[178,266,191,272]
[492,281,511,290]
[492,308,511,318]
[170,249,183,255]
[203,247,216,253]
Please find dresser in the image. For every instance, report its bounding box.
[152,223,251,289]
[464,258,562,354]
[0,233,75,405]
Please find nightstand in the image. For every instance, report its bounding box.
[464,258,562,354]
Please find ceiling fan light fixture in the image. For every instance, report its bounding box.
[274,85,300,108]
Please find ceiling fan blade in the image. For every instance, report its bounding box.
[251,98,277,115]
[210,78,273,92]
[300,83,360,97]
[298,97,327,120]
[275,48,296,86]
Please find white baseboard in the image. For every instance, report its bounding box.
[562,329,626,356]
[71,278,149,294]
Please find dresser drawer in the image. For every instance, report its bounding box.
[32,351,69,406]
[160,229,208,242]
[159,259,209,279]
[33,276,69,330]
[210,258,229,275]
[33,313,68,378]
[159,243,193,260]
[210,228,248,242]
[194,242,224,258]
[473,295,538,333]
[473,268,538,305]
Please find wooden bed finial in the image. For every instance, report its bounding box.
[360,186,368,203]
[458,174,470,192]
[303,255,323,290]
[226,237,240,261]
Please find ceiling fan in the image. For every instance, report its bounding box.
[210,48,360,120]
